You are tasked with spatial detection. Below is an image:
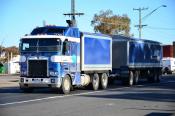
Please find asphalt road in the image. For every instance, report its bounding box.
[0,75,175,116]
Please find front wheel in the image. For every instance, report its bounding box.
[61,75,71,94]
[99,73,108,89]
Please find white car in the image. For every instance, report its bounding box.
[162,57,175,74]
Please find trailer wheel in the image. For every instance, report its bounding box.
[99,73,108,89]
[61,75,71,94]
[151,72,160,83]
[147,70,153,83]
[128,71,134,86]
[133,71,139,85]
[121,71,134,86]
[91,73,99,91]
[147,71,158,83]
[152,73,157,83]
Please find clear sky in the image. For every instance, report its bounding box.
[1,0,175,47]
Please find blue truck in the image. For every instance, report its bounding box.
[110,35,162,86]
[19,26,112,94]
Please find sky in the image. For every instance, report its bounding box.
[0,0,175,47]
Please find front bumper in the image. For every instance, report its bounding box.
[19,77,62,88]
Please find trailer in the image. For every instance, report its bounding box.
[19,26,112,94]
[110,35,162,86]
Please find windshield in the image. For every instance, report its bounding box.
[20,38,61,52]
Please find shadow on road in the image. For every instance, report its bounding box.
[145,112,174,116]
[79,77,175,103]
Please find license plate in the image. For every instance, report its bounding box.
[32,78,41,83]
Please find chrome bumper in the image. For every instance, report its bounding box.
[19,77,62,88]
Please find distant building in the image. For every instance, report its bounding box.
[4,55,20,74]
[163,45,174,57]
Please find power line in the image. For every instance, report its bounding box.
[145,26,175,30]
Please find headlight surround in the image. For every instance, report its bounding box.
[20,55,26,62]
[21,71,27,76]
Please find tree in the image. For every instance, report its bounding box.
[0,46,19,63]
[4,46,19,56]
[91,10,131,36]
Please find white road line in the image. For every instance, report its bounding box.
[0,89,110,106]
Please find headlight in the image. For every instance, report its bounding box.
[20,56,26,62]
[21,71,27,75]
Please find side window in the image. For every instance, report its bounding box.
[62,39,70,55]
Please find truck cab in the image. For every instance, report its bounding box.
[19,26,81,93]
[19,26,112,94]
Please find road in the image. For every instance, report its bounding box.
[0,75,175,116]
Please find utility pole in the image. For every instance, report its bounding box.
[63,0,84,27]
[133,7,148,39]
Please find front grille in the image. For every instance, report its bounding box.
[28,60,48,78]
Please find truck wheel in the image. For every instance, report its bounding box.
[61,75,71,94]
[99,73,108,89]
[147,70,153,83]
[128,71,134,86]
[152,72,160,83]
[133,71,139,85]
[152,73,158,83]
[91,73,99,91]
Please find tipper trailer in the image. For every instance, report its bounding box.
[110,35,162,86]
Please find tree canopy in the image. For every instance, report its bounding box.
[91,10,131,36]
[0,46,19,63]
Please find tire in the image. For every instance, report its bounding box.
[147,70,153,83]
[133,71,139,85]
[152,73,157,83]
[128,71,134,86]
[61,75,71,94]
[99,73,108,89]
[148,71,158,83]
[121,71,134,86]
[155,73,160,83]
[91,73,100,91]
